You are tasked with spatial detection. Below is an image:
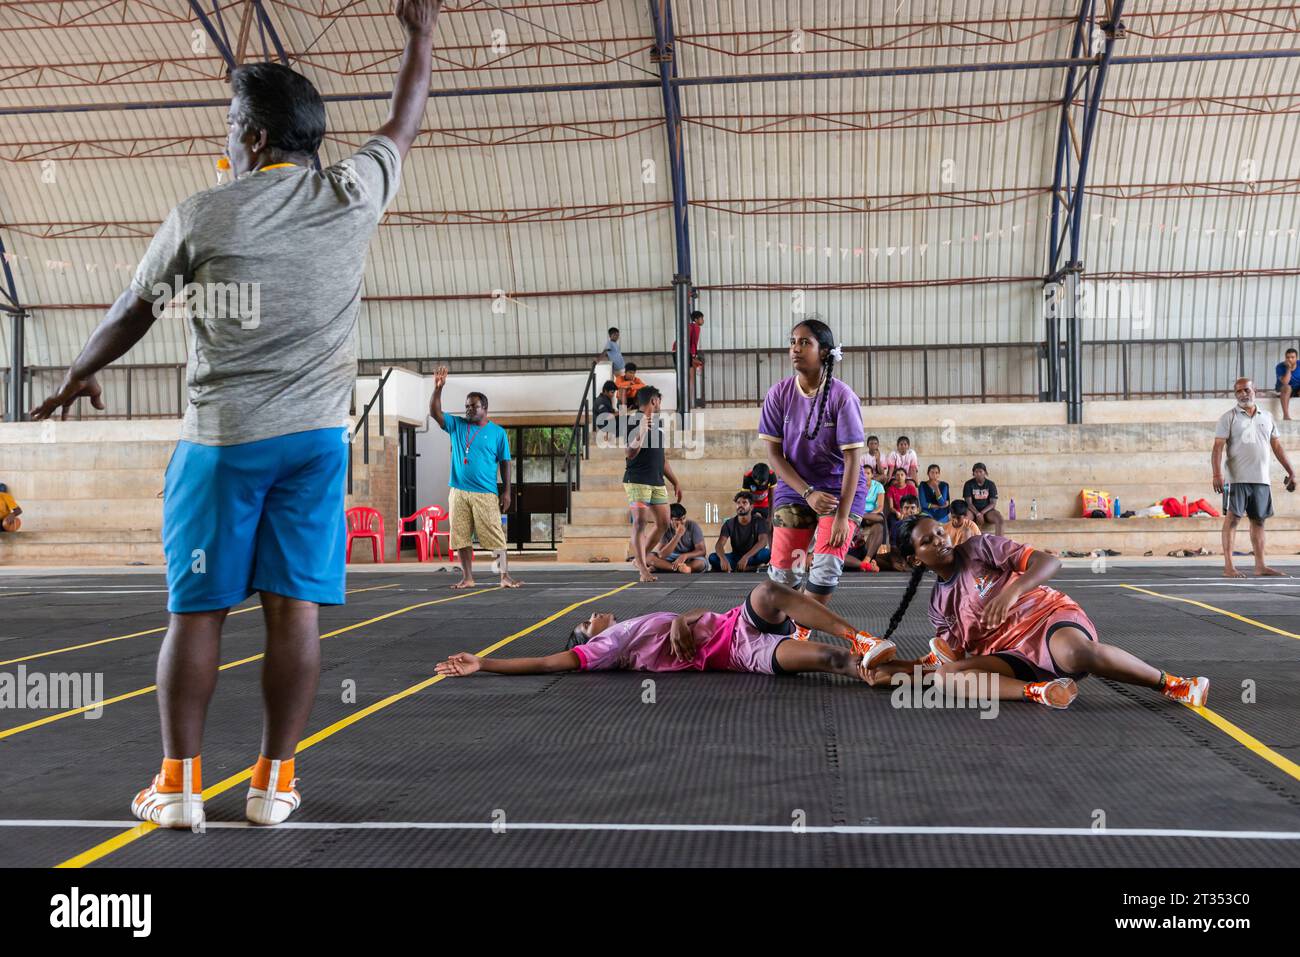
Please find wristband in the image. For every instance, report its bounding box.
[801,485,814,499]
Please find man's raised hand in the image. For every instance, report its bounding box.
[394,0,441,37]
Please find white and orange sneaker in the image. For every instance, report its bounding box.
[928,635,959,665]
[1161,675,1210,708]
[1022,678,1078,710]
[131,756,204,829]
[245,756,301,826]
[851,631,896,669]
[792,624,812,642]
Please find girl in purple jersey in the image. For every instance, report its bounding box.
[758,319,868,620]
[435,581,897,679]
[861,515,1210,710]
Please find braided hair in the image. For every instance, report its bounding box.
[882,514,927,641]
[794,319,837,441]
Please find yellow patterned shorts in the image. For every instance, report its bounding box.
[624,482,669,507]
[449,487,508,552]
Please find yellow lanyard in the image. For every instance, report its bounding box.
[258,163,299,172]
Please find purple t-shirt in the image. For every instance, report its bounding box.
[758,376,867,515]
[572,609,738,672]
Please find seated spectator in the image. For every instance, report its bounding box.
[918,463,951,524]
[593,380,619,435]
[742,462,777,521]
[883,435,919,482]
[0,483,21,533]
[963,461,1005,535]
[863,435,882,475]
[708,491,771,573]
[844,470,886,572]
[884,467,919,553]
[649,503,708,574]
[600,327,626,375]
[879,496,921,571]
[1277,346,1298,421]
[947,500,981,545]
[615,363,645,410]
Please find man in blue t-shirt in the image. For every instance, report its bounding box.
[1276,347,1298,421]
[600,327,625,374]
[430,365,522,589]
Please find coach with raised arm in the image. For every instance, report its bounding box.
[29,0,445,829]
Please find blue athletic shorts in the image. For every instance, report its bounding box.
[163,427,349,613]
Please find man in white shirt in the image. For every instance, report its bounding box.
[1212,378,1296,578]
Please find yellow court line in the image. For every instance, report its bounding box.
[0,586,497,740]
[1120,582,1300,782]
[57,580,638,869]
[1191,704,1300,781]
[0,583,401,667]
[1120,584,1300,641]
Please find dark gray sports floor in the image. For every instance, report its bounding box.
[1,565,1298,868]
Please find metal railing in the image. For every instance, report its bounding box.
[693,335,1297,408]
[696,342,1043,407]
[560,362,599,523]
[348,367,393,496]
[358,352,675,378]
[2,335,1293,421]
[2,363,188,421]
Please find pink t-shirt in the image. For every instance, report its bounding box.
[928,535,1077,658]
[883,449,919,475]
[573,607,742,672]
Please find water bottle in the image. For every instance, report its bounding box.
[1113,497,1121,518]
[1030,498,1038,521]
[1008,498,1016,521]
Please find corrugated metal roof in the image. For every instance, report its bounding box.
[1,1,1297,369]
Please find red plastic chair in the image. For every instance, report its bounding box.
[397,506,434,562]
[426,504,451,560]
[346,507,385,563]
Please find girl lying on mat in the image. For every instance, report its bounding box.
[434,581,896,680]
[858,516,1210,710]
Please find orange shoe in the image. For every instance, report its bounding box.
[918,651,941,673]
[1161,675,1210,707]
[851,631,896,668]
[246,756,301,826]
[1022,678,1078,710]
[792,624,812,642]
[131,756,204,829]
[862,560,879,574]
[929,635,959,664]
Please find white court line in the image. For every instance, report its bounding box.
[15,590,170,595]
[0,819,1297,840]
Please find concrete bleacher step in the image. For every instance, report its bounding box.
[0,530,166,565]
[19,499,165,529]
[3,441,177,472]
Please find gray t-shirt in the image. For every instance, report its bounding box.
[132,136,402,445]
[1215,405,1278,485]
[604,338,625,371]
[659,520,705,556]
